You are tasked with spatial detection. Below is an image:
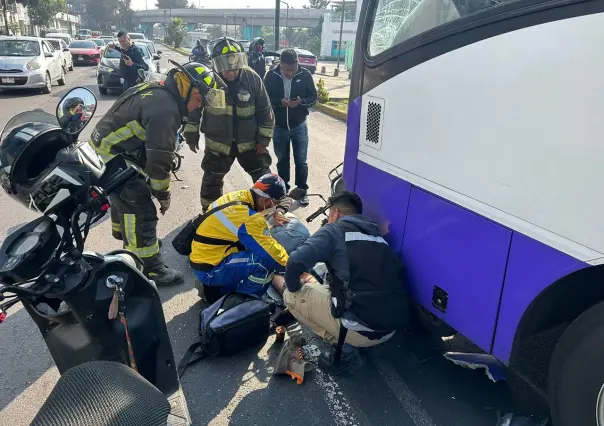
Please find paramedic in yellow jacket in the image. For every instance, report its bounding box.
[190,173,290,298]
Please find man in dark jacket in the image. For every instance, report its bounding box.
[107,31,149,90]
[271,191,410,371]
[184,37,275,211]
[264,48,317,205]
[89,62,218,286]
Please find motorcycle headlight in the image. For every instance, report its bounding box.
[26,58,42,71]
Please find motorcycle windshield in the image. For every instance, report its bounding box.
[0,110,58,144]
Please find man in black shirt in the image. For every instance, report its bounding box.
[107,31,149,90]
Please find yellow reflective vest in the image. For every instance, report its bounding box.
[190,189,288,272]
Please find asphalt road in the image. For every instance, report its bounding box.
[0,49,529,426]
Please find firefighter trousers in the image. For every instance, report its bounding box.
[200,145,271,210]
[109,176,163,269]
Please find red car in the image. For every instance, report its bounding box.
[69,40,102,66]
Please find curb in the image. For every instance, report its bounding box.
[160,43,189,56]
[315,103,347,122]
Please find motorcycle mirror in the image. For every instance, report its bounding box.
[56,87,97,135]
[137,68,146,80]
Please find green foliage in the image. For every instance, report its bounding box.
[303,0,330,8]
[316,78,329,103]
[24,0,65,28]
[305,35,321,56]
[167,17,187,47]
[156,0,187,8]
[207,24,223,40]
[82,0,133,32]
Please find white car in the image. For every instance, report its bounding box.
[0,37,66,94]
[45,38,74,72]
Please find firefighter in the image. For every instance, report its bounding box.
[184,37,275,212]
[89,61,221,286]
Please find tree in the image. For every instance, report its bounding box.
[84,0,119,31]
[303,0,330,9]
[1,0,10,36]
[116,0,134,31]
[305,35,320,56]
[167,17,187,47]
[155,0,187,9]
[207,24,223,40]
[19,0,65,29]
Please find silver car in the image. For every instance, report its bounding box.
[0,37,66,94]
[45,38,74,72]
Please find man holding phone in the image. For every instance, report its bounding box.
[107,31,149,90]
[264,48,317,206]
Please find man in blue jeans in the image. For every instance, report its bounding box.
[264,49,317,205]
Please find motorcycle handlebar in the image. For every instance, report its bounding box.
[306,205,329,223]
[103,166,138,195]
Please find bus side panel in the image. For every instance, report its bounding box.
[492,232,586,364]
[353,160,411,252]
[343,97,362,190]
[402,187,512,352]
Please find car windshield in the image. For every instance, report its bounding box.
[46,40,61,50]
[70,41,96,49]
[1,110,58,143]
[88,39,105,46]
[0,40,40,57]
[104,44,150,59]
[140,41,155,53]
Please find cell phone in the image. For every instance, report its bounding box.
[122,54,131,61]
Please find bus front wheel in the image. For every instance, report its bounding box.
[549,300,604,426]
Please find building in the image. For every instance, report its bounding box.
[1,3,79,37]
[320,0,363,58]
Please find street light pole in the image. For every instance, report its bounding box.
[224,16,228,37]
[280,0,289,48]
[274,0,280,51]
[336,0,346,70]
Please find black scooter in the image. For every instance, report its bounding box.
[0,88,190,425]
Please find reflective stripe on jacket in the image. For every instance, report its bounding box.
[185,67,274,154]
[89,83,184,193]
[190,189,288,271]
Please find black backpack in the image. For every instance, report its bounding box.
[177,293,271,377]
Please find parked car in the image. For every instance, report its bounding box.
[128,33,146,40]
[0,37,66,94]
[45,38,73,71]
[69,40,102,66]
[276,47,317,74]
[91,31,101,38]
[87,38,106,50]
[137,39,161,72]
[97,43,158,95]
[45,32,72,46]
[100,36,114,43]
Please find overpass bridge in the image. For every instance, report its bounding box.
[132,8,323,28]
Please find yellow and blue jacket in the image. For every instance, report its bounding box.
[189,189,289,272]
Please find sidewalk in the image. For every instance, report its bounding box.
[313,61,351,100]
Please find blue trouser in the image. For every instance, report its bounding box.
[273,120,309,191]
[193,251,275,297]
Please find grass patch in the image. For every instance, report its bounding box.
[326,100,349,112]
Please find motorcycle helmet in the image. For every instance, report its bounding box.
[211,37,247,73]
[63,97,84,117]
[0,116,104,214]
[165,60,224,108]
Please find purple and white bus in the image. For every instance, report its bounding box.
[340,0,604,424]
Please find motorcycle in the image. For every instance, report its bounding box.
[0,88,191,425]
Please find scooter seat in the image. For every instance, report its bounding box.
[31,361,170,426]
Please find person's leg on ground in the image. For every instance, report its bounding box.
[290,121,309,205]
[200,148,236,211]
[237,147,272,183]
[110,178,184,287]
[195,251,275,299]
[272,126,292,191]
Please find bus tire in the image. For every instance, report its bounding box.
[412,304,456,337]
[548,300,604,426]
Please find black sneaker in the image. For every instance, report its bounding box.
[299,195,310,206]
[145,265,185,287]
[319,343,364,375]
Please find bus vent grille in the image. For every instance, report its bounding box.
[366,101,382,144]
